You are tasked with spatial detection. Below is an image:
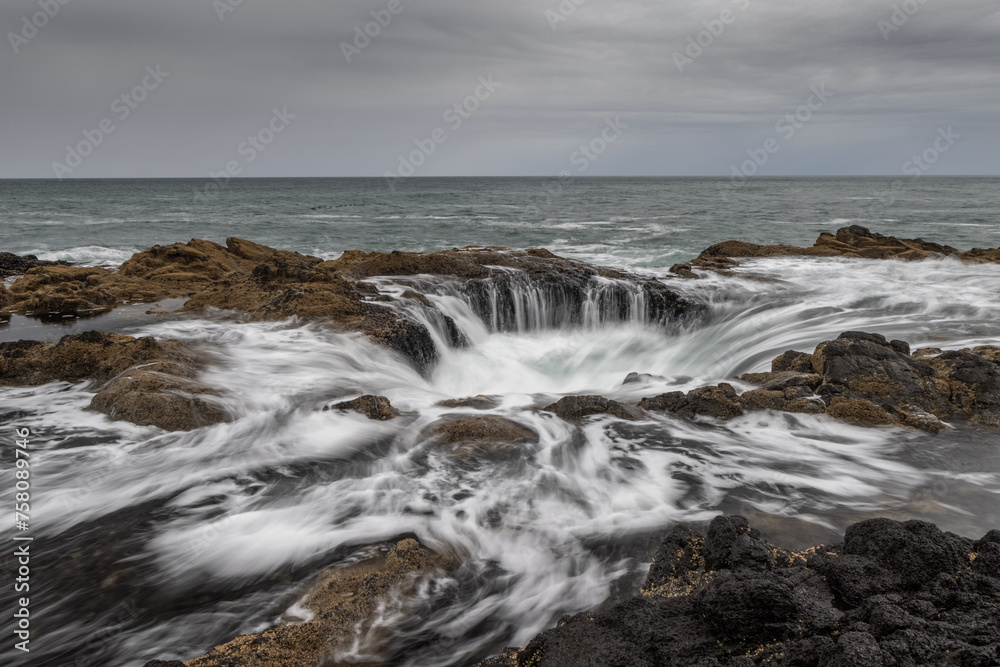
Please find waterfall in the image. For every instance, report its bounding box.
[368,268,690,356]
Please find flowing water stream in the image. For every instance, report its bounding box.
[3,251,1000,666]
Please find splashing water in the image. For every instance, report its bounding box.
[3,255,1000,666]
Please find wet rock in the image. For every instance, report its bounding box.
[437,395,500,410]
[841,519,973,589]
[638,391,688,413]
[827,397,893,426]
[487,516,1000,667]
[771,350,815,373]
[327,395,400,421]
[543,395,645,422]
[6,265,118,316]
[0,251,68,277]
[739,388,786,411]
[671,225,993,275]
[0,331,190,386]
[728,332,1000,430]
[623,372,664,385]
[784,397,828,415]
[641,384,743,420]
[0,332,224,431]
[142,661,185,667]
[90,367,225,432]
[5,239,698,374]
[644,525,704,589]
[924,349,1000,427]
[424,415,538,445]
[185,539,458,667]
[741,370,823,392]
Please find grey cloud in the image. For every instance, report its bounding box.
[1,0,997,177]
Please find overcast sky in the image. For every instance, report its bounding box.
[1,0,998,178]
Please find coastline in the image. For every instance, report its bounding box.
[2,226,998,666]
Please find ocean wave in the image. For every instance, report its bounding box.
[28,245,139,268]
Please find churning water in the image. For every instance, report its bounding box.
[1,177,999,666]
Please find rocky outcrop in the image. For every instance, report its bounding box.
[5,265,118,317]
[0,251,68,277]
[639,384,746,420]
[638,332,1000,431]
[482,515,1000,667]
[0,332,224,431]
[543,395,646,422]
[3,239,697,373]
[89,367,225,432]
[671,225,1000,276]
[326,395,400,421]
[424,415,538,458]
[437,395,500,410]
[176,539,457,667]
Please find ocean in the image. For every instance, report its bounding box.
[2,177,999,666]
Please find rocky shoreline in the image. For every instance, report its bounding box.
[670,224,1000,277]
[3,227,999,665]
[137,515,1000,667]
[3,227,999,434]
[477,515,1000,667]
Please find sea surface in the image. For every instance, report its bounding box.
[1,177,999,666]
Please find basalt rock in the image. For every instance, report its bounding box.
[180,539,458,667]
[484,516,999,667]
[437,395,501,410]
[635,332,999,431]
[423,415,538,446]
[640,383,745,420]
[543,395,646,422]
[4,239,698,374]
[0,251,68,277]
[0,331,224,431]
[671,225,999,276]
[326,395,400,421]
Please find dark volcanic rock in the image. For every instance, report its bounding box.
[484,516,999,667]
[0,251,67,277]
[543,395,645,421]
[640,383,744,420]
[437,395,500,410]
[668,331,1000,431]
[671,224,997,276]
[327,395,400,421]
